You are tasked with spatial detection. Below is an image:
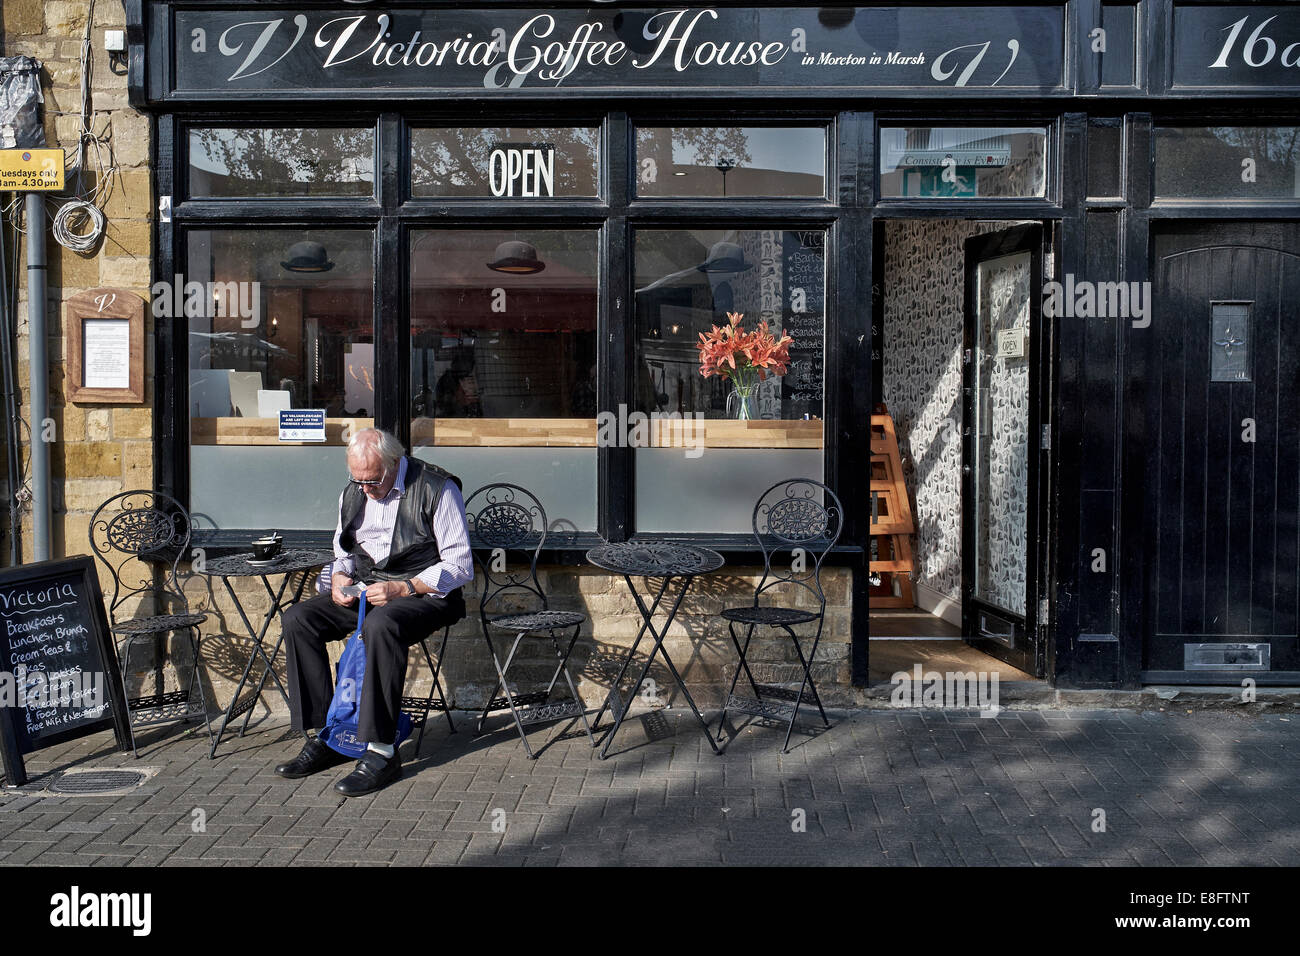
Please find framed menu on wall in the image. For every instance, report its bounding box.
[65,287,145,404]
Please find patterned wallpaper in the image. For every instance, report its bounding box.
[882,219,1032,605]
[973,252,1031,615]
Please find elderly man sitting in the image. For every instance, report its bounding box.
[274,428,473,796]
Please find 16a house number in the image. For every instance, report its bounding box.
[1210,15,1300,69]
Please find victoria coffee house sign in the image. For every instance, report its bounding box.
[147,4,1300,99]
[165,6,1071,95]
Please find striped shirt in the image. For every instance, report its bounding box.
[318,456,474,597]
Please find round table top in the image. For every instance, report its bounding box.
[203,548,334,578]
[585,541,725,577]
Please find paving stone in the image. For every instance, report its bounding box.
[291,838,344,862]
[3,710,1299,866]
[425,840,470,864]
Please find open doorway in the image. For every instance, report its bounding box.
[869,217,1050,686]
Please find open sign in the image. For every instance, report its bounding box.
[488,143,556,197]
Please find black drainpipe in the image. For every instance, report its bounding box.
[0,198,23,565]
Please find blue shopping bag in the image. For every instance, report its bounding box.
[319,592,412,758]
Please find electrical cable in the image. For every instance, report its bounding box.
[51,197,105,252]
[52,0,117,254]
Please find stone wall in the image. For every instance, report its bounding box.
[449,564,854,711]
[3,0,154,568]
[175,562,855,725]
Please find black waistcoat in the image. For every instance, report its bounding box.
[338,458,463,585]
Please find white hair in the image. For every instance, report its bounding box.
[347,428,404,470]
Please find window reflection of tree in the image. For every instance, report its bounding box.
[1160,127,1300,196]
[1210,126,1300,168]
[635,128,754,194]
[674,127,753,170]
[411,128,601,195]
[189,128,374,196]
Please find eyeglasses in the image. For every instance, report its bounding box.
[347,467,388,488]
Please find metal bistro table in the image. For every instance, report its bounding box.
[203,548,333,757]
[586,541,725,759]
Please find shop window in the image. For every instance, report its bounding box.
[879,126,1048,199]
[632,228,825,533]
[1155,127,1300,200]
[409,229,599,532]
[410,127,600,198]
[634,126,825,198]
[187,127,375,198]
[187,229,375,530]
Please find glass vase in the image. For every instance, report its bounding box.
[726,385,756,421]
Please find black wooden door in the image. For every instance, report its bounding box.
[961,225,1046,676]
[1140,223,1300,681]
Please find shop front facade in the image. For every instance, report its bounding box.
[111,0,1300,698]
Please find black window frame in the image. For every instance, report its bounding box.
[160,106,859,561]
[619,110,840,548]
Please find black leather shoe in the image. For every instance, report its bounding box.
[274,737,350,779]
[334,750,402,797]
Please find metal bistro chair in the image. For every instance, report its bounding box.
[88,490,215,757]
[466,483,595,759]
[716,478,843,753]
[397,472,464,751]
[399,616,457,753]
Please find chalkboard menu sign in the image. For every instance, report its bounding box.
[782,230,826,417]
[0,557,128,786]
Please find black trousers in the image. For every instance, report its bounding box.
[283,590,465,744]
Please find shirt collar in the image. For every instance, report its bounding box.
[389,456,409,499]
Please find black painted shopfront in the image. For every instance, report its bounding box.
[128,1,1300,688]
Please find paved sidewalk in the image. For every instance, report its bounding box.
[1,707,1297,866]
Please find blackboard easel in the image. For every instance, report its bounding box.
[0,556,130,787]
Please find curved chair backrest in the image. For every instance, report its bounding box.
[463,483,549,624]
[751,478,844,612]
[88,489,195,625]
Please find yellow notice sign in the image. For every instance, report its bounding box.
[0,148,64,190]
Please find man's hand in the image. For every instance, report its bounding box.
[364,581,409,607]
[331,572,358,607]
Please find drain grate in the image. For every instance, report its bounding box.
[49,769,149,794]
[639,711,674,742]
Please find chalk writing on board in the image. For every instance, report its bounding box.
[0,569,113,743]
[786,318,823,332]
[0,557,128,785]
[782,231,826,410]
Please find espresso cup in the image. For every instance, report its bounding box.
[250,536,282,560]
